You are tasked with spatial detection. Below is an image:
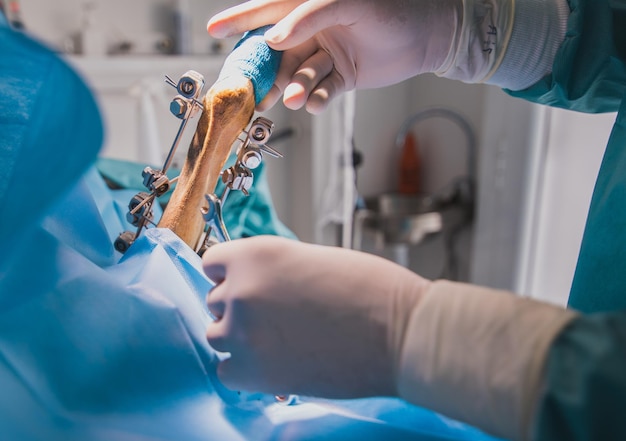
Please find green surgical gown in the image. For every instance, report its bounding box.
[507,0,626,439]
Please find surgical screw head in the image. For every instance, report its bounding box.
[170,97,187,118]
[249,117,274,143]
[252,127,266,141]
[221,168,235,185]
[242,150,262,169]
[114,231,136,254]
[180,80,195,95]
[176,71,205,98]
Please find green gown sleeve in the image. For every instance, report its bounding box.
[507,3,626,437]
[533,313,626,440]
[507,0,626,113]
[517,0,626,312]
[506,0,626,312]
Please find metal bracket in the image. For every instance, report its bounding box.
[114,70,205,253]
[197,116,283,254]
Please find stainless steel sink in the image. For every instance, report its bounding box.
[352,107,476,273]
[353,191,472,248]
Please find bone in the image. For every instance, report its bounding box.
[157,75,255,249]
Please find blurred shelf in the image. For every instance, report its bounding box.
[64,54,227,91]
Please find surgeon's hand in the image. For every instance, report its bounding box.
[208,0,462,113]
[203,236,431,398]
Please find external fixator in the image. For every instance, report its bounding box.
[113,71,283,255]
[114,70,205,254]
[198,116,283,253]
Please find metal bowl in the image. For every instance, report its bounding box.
[354,192,470,246]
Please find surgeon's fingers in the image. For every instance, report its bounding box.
[256,38,319,111]
[204,261,226,286]
[206,298,254,373]
[283,49,334,110]
[202,241,239,278]
[256,37,319,112]
[256,84,283,111]
[305,69,346,114]
[208,0,305,38]
[206,310,233,353]
[203,249,230,320]
[263,0,357,50]
[216,357,254,392]
[206,287,226,321]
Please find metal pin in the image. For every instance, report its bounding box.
[201,193,231,243]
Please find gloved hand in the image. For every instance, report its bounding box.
[208,0,463,114]
[202,235,431,398]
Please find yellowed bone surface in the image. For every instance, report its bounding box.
[158,75,255,249]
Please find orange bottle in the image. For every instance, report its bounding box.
[398,132,421,194]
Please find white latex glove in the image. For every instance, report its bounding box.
[209,0,570,112]
[208,0,463,114]
[202,235,431,398]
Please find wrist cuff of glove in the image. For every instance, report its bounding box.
[487,0,570,90]
[436,0,515,84]
[396,280,578,441]
[436,0,570,89]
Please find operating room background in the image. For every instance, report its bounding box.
[18,0,617,306]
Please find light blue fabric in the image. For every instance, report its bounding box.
[0,17,503,441]
[0,166,503,441]
[218,26,282,105]
[1,168,504,441]
[0,16,103,259]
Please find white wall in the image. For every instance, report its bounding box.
[514,107,615,305]
[470,86,539,290]
[468,86,615,305]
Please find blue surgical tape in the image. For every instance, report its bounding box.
[218,25,282,105]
